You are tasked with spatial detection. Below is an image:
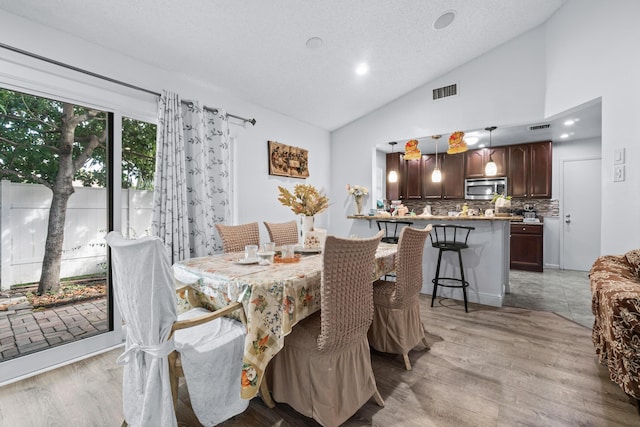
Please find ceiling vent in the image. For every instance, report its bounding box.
[528,123,551,131]
[433,84,457,100]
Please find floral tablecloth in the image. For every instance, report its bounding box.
[172,242,397,400]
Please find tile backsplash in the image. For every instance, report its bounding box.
[401,198,559,218]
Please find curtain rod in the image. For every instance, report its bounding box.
[181,100,256,126]
[0,42,257,126]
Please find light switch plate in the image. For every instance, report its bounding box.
[614,148,625,165]
[614,164,625,182]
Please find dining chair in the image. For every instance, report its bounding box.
[263,220,299,246]
[368,225,432,370]
[106,232,249,427]
[215,222,260,253]
[269,230,385,427]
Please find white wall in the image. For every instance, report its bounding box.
[0,10,331,245]
[332,0,640,256]
[330,26,548,238]
[544,0,640,254]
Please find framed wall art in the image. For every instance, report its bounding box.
[268,140,309,178]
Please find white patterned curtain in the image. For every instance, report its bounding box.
[151,90,190,263]
[181,102,231,256]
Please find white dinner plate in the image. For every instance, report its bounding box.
[234,258,259,265]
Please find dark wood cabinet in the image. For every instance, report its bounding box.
[507,141,551,199]
[510,223,543,271]
[404,157,423,199]
[442,153,465,199]
[529,142,552,198]
[385,141,549,201]
[508,145,528,197]
[420,153,464,199]
[385,152,403,200]
[465,147,507,178]
[421,154,442,199]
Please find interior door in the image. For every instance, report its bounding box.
[561,157,601,271]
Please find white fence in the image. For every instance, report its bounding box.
[0,180,153,290]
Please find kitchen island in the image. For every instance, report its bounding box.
[348,214,516,307]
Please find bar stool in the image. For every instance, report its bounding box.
[376,220,414,244]
[429,224,474,312]
[376,219,414,280]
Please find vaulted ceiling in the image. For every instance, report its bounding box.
[0,0,568,131]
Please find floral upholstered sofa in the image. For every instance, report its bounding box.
[590,249,640,400]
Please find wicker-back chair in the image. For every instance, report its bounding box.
[263,220,299,246]
[215,222,260,253]
[270,231,385,427]
[368,225,432,370]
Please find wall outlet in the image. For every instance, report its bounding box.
[614,164,625,182]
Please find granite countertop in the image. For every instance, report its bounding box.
[347,214,521,221]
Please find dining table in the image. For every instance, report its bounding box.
[172,242,398,402]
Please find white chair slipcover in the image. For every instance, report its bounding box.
[106,232,248,427]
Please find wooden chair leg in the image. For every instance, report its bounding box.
[373,389,385,407]
[402,354,412,370]
[168,351,180,410]
[421,324,431,350]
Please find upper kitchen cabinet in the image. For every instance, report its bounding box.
[386,152,404,200]
[441,153,465,199]
[421,152,465,199]
[508,141,552,198]
[465,147,507,178]
[421,154,441,199]
[404,157,423,199]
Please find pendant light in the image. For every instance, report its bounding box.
[484,126,498,176]
[388,141,398,183]
[431,135,442,183]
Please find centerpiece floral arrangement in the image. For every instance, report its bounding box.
[277,184,329,216]
[346,184,368,215]
[346,184,368,198]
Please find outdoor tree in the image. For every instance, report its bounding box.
[0,88,156,294]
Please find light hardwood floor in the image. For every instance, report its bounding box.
[1,293,637,427]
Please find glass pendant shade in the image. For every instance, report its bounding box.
[484,126,498,177]
[431,167,442,182]
[485,159,497,176]
[387,141,398,183]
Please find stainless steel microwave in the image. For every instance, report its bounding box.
[464,177,508,200]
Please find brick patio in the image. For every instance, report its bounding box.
[0,297,108,361]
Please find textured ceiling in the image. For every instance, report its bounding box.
[0,0,567,131]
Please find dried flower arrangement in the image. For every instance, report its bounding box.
[277,184,329,216]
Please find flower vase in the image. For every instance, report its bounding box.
[354,196,363,215]
[301,215,314,233]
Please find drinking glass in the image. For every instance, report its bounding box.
[263,242,276,252]
[244,245,258,260]
[281,245,295,259]
[257,251,275,265]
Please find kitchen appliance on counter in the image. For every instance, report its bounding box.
[522,203,539,223]
[464,177,507,200]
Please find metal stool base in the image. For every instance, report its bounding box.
[431,248,469,312]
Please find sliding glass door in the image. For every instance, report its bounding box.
[0,86,155,384]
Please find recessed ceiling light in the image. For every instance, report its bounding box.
[560,133,569,139]
[564,119,575,126]
[433,11,456,30]
[465,136,479,145]
[478,143,486,148]
[355,63,369,76]
[305,37,323,49]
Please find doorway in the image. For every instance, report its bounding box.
[560,157,602,271]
